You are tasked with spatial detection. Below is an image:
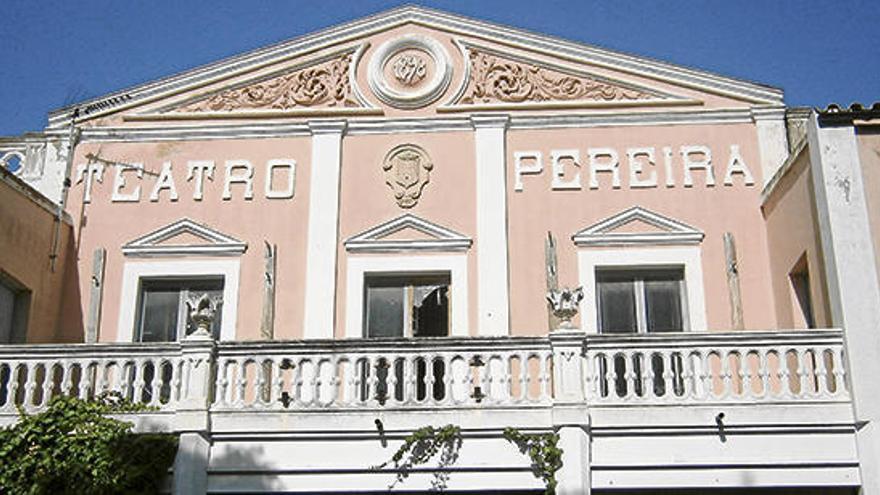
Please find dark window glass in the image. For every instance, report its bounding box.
[136,278,223,342]
[644,274,683,332]
[363,274,450,338]
[597,269,685,333]
[597,273,637,333]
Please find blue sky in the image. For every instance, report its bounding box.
[1,1,877,136]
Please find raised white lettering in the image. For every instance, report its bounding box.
[149,162,179,202]
[187,161,215,201]
[723,145,755,186]
[111,164,142,202]
[75,163,105,203]
[513,151,542,192]
[265,159,296,199]
[223,160,254,200]
[681,145,714,187]
[588,148,621,189]
[551,149,581,190]
[627,147,657,188]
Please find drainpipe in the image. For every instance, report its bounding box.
[49,108,81,272]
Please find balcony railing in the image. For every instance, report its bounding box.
[584,330,849,405]
[0,330,850,422]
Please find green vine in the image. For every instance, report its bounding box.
[374,424,463,491]
[502,427,563,495]
[0,392,178,495]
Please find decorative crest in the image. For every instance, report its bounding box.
[382,144,433,208]
[185,293,223,338]
[546,287,584,329]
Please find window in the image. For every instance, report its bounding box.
[136,278,223,342]
[597,268,687,333]
[364,274,450,338]
[0,273,29,344]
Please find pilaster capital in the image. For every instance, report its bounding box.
[308,120,348,135]
[470,113,510,130]
[751,106,786,122]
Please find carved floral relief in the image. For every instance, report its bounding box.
[174,53,361,113]
[459,50,658,105]
[383,144,433,208]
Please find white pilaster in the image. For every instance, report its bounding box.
[472,115,511,336]
[807,113,880,494]
[303,121,346,339]
[753,107,790,186]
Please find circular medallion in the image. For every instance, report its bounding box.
[368,35,452,109]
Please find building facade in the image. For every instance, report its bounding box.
[1,7,879,494]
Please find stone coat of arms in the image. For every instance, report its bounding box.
[382,144,433,208]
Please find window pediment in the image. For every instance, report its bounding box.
[345,214,472,253]
[572,206,704,247]
[122,218,247,257]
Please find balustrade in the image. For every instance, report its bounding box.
[0,343,184,413]
[211,338,553,410]
[584,330,849,405]
[0,331,852,421]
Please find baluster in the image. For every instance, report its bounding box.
[538,352,552,402]
[275,357,289,409]
[23,362,38,410]
[423,354,437,405]
[216,358,230,407]
[795,348,810,399]
[698,351,712,401]
[833,347,848,398]
[40,363,55,408]
[814,347,829,399]
[172,359,184,405]
[640,352,652,402]
[518,352,532,403]
[59,360,73,397]
[661,351,675,403]
[758,351,770,401]
[229,359,243,406]
[254,360,268,408]
[150,360,164,407]
[719,350,733,401]
[734,349,749,400]
[779,348,794,400]
[620,352,635,402]
[400,355,415,406]
[680,352,695,402]
[130,359,144,403]
[4,363,22,412]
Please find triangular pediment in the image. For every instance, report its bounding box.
[122,218,247,257]
[572,206,704,246]
[345,214,472,252]
[48,6,782,127]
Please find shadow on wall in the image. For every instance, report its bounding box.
[54,232,84,343]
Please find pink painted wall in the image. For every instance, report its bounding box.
[507,123,777,334]
[335,131,477,337]
[66,137,311,342]
[761,150,831,329]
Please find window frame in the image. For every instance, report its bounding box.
[578,246,707,333]
[134,277,225,342]
[363,273,451,338]
[118,259,240,342]
[0,272,30,344]
[345,254,468,338]
[596,267,689,334]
